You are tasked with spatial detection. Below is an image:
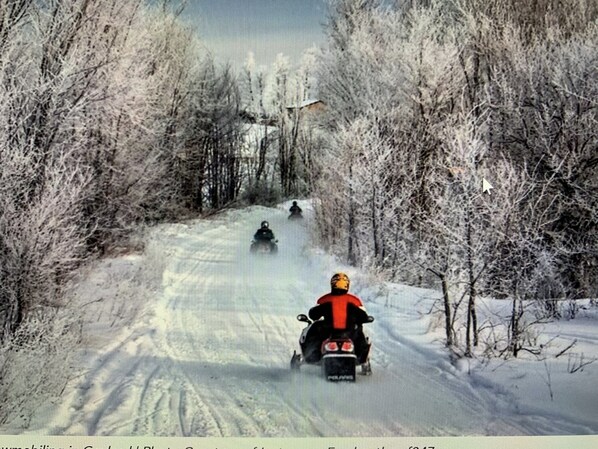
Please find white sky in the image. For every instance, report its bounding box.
[183,0,327,69]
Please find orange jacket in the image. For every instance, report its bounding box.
[309,292,367,330]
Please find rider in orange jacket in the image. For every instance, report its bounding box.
[309,273,369,330]
[305,273,371,365]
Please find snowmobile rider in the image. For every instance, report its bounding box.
[289,201,302,215]
[254,220,275,242]
[305,272,371,365]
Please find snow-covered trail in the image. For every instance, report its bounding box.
[39,205,569,436]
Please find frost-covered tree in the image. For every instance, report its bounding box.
[239,50,319,200]
[180,60,243,211]
[313,0,597,356]
[0,0,244,420]
[482,158,567,357]
[420,113,500,354]
[316,0,464,268]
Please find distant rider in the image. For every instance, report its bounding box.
[303,273,371,367]
[254,220,275,242]
[289,201,302,216]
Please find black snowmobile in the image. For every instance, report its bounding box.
[250,238,278,255]
[251,220,278,255]
[290,314,374,381]
[288,210,303,221]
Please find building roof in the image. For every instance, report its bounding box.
[286,98,323,110]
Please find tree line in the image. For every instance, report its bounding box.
[0,0,250,343]
[0,1,254,420]
[312,0,597,357]
[0,0,322,424]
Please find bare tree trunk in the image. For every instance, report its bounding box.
[510,281,525,358]
[428,267,454,347]
[465,204,478,357]
[442,274,453,347]
[348,165,357,266]
[372,185,380,261]
[256,123,268,182]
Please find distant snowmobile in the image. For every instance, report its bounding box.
[251,220,278,255]
[288,201,303,221]
[288,210,303,221]
[290,313,374,381]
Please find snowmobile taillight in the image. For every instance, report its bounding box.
[323,341,339,352]
[341,341,354,352]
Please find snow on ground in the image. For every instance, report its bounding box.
[6,202,598,437]
[466,303,598,435]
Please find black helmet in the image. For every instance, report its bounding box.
[292,201,298,206]
[261,220,269,229]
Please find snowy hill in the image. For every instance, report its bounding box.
[8,203,598,437]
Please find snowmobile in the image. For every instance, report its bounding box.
[290,314,374,381]
[250,238,278,255]
[288,210,303,221]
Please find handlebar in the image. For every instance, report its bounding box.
[297,314,374,324]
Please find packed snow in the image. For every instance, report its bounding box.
[7,202,598,437]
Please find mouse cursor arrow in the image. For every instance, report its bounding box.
[482,178,493,194]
